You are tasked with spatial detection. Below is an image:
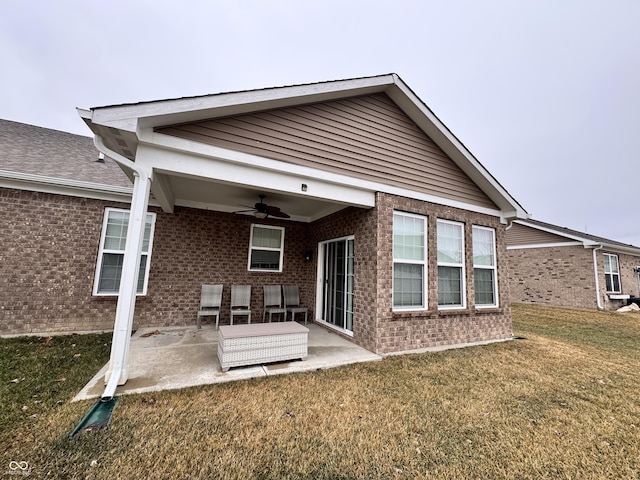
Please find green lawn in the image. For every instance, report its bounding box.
[2,304,639,479]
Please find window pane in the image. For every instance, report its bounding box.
[473,228,495,266]
[98,253,124,293]
[605,274,613,292]
[99,253,147,293]
[393,214,424,261]
[438,266,462,305]
[474,268,495,305]
[437,222,463,264]
[250,250,281,270]
[610,255,619,274]
[104,211,129,250]
[252,227,282,248]
[393,263,423,307]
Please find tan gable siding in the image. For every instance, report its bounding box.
[157,93,497,209]
[507,222,575,246]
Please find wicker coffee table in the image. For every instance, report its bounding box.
[218,322,309,372]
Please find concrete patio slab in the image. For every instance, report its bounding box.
[73,323,381,401]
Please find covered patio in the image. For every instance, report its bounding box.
[73,322,382,401]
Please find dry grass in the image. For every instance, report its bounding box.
[2,304,640,479]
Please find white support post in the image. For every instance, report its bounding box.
[104,169,152,386]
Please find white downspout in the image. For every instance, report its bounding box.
[93,135,152,401]
[592,245,604,310]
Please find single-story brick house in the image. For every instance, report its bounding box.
[507,218,640,310]
[3,74,528,386]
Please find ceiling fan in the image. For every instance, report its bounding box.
[235,195,290,219]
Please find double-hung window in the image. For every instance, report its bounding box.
[248,224,285,272]
[603,253,621,293]
[472,226,498,307]
[437,220,465,308]
[94,208,156,296]
[393,212,428,309]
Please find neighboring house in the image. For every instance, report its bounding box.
[507,218,640,310]
[2,74,528,380]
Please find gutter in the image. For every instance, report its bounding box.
[592,245,604,310]
[93,134,151,401]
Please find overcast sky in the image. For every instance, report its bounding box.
[1,0,638,246]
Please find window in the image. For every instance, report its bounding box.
[393,212,428,309]
[603,253,621,293]
[473,226,498,307]
[94,208,156,295]
[248,224,284,272]
[437,220,465,308]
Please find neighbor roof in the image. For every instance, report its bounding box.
[0,119,131,188]
[515,218,640,255]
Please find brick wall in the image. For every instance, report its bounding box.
[373,193,513,354]
[507,245,640,310]
[1,187,515,355]
[507,245,597,309]
[1,188,117,334]
[0,188,315,335]
[308,206,379,352]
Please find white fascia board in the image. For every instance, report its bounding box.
[88,76,396,133]
[507,241,584,250]
[600,244,640,256]
[0,170,133,203]
[386,78,527,219]
[140,131,505,218]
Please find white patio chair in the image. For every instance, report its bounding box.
[263,285,287,322]
[230,284,252,325]
[283,285,308,324]
[196,284,223,330]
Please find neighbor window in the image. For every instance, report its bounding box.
[94,208,156,295]
[437,220,465,308]
[393,212,428,309]
[248,224,284,272]
[473,226,498,307]
[603,253,621,293]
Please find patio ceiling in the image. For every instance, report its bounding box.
[152,172,351,223]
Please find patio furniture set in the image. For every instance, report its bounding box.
[196,284,310,372]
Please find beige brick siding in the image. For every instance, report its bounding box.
[0,187,315,335]
[507,245,640,310]
[373,193,512,354]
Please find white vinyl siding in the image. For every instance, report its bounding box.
[437,220,465,308]
[248,224,284,272]
[94,208,156,296]
[393,212,428,309]
[473,226,498,307]
[603,253,621,293]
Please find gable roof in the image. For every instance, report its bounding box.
[0,119,132,201]
[79,74,527,221]
[511,218,640,256]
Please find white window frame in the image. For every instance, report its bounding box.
[93,207,156,296]
[392,211,428,311]
[437,219,466,309]
[248,224,285,272]
[603,253,621,293]
[472,225,498,308]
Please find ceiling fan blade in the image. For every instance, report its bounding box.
[265,205,290,218]
[270,210,290,218]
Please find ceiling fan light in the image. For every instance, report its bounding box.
[254,211,268,219]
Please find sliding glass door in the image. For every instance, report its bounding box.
[318,236,354,333]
